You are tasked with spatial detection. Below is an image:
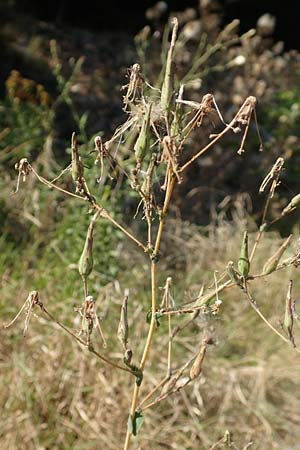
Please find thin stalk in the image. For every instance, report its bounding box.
[167,310,172,376]
[141,362,192,412]
[31,167,83,200]
[249,188,272,263]
[94,204,147,252]
[180,98,253,173]
[138,375,169,409]
[123,172,176,450]
[31,167,147,252]
[244,287,300,354]
[37,302,133,373]
[123,262,157,450]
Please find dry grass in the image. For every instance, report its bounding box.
[2,213,300,450]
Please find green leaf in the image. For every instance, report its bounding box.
[146,310,152,324]
[127,411,144,436]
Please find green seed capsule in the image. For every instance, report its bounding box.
[282,193,300,215]
[262,234,292,275]
[134,103,152,166]
[160,18,178,113]
[238,231,250,279]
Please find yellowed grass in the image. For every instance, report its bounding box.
[1,214,300,450]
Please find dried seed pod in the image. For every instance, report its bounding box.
[78,211,100,292]
[282,193,300,216]
[238,231,250,279]
[160,17,178,112]
[189,342,207,380]
[134,103,152,167]
[141,153,156,198]
[121,63,144,110]
[71,132,84,182]
[262,234,292,275]
[118,290,129,349]
[284,280,295,345]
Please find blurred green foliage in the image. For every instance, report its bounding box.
[0,44,123,288]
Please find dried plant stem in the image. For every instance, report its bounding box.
[123,173,175,450]
[93,204,147,252]
[37,301,133,374]
[249,191,272,263]
[155,175,176,254]
[4,301,29,329]
[208,436,227,450]
[82,277,88,298]
[167,310,172,376]
[138,375,170,409]
[31,166,146,252]
[244,287,300,353]
[180,98,253,173]
[178,110,204,150]
[31,167,83,200]
[141,360,192,412]
[123,261,157,450]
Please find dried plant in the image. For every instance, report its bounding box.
[4,16,300,450]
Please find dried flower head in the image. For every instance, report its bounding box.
[14,158,32,193]
[259,157,284,197]
[5,290,39,336]
[77,295,107,347]
[122,63,144,111]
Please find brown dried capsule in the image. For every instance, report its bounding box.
[118,290,129,349]
[189,342,207,380]
[284,280,294,345]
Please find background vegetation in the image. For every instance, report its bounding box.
[1,2,300,449]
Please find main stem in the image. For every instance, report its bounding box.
[123,175,175,450]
